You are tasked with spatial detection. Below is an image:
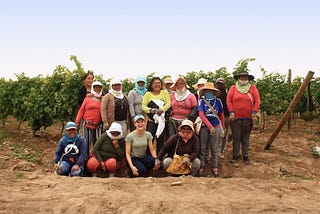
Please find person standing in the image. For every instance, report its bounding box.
[227,72,260,164]
[53,122,87,177]
[127,76,147,131]
[215,78,229,158]
[101,78,129,137]
[142,77,171,154]
[197,82,224,177]
[78,70,94,107]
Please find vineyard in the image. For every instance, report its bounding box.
[0,56,319,135]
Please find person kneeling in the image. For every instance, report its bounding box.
[53,122,87,177]
[154,119,200,176]
[86,122,125,177]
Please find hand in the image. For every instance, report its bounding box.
[100,162,106,172]
[131,166,139,176]
[103,122,109,131]
[229,113,235,122]
[154,159,161,170]
[157,109,163,116]
[71,165,79,171]
[150,108,158,114]
[209,128,215,136]
[183,157,191,168]
[54,163,58,170]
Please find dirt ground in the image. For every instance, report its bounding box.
[0,116,320,214]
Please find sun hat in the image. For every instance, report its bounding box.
[170,77,189,91]
[65,122,78,130]
[198,82,221,97]
[178,119,194,132]
[136,76,146,83]
[192,78,207,89]
[164,77,174,84]
[134,114,145,123]
[233,72,254,81]
[92,81,103,87]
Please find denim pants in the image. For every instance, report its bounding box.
[57,160,83,177]
[131,156,155,177]
[199,126,222,168]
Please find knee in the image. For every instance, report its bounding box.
[86,157,99,173]
[192,158,201,170]
[105,158,117,172]
[163,157,172,170]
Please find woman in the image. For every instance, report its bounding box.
[198,82,224,177]
[75,81,103,157]
[169,77,197,136]
[78,70,94,107]
[155,119,200,176]
[125,115,157,177]
[142,77,171,153]
[86,122,125,177]
[227,72,260,164]
[101,78,129,137]
[53,122,87,177]
[192,78,207,101]
[127,76,147,131]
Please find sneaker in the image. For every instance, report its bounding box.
[212,168,219,177]
[243,156,250,165]
[230,156,238,163]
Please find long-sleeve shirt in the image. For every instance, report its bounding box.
[142,90,171,120]
[127,89,144,118]
[93,134,125,162]
[170,92,197,120]
[227,84,260,119]
[75,97,102,125]
[198,97,224,129]
[157,134,200,161]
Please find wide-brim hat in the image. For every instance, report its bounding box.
[170,77,189,91]
[164,77,174,84]
[178,119,194,132]
[192,78,207,89]
[233,72,254,80]
[198,82,221,97]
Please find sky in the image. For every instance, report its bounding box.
[0,0,319,81]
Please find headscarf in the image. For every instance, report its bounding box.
[91,81,103,98]
[235,81,251,94]
[109,78,124,99]
[135,76,147,96]
[106,122,123,140]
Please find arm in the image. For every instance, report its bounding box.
[75,98,87,124]
[127,90,136,118]
[251,85,261,113]
[114,139,125,158]
[142,92,152,113]
[147,139,157,158]
[189,135,200,161]
[101,94,110,126]
[161,90,171,112]
[53,139,64,164]
[125,141,139,176]
[93,134,104,162]
[76,138,88,167]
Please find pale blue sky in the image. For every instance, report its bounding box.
[0,0,319,80]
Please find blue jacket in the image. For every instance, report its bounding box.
[53,135,87,167]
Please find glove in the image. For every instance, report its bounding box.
[252,113,259,127]
[154,159,161,166]
[157,109,164,116]
[103,122,109,131]
[229,113,235,121]
[183,157,191,168]
[150,108,158,114]
[209,128,215,136]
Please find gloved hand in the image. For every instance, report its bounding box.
[103,123,109,132]
[157,109,164,116]
[150,108,158,114]
[209,128,216,136]
[154,158,161,166]
[229,112,235,121]
[252,113,259,127]
[183,157,191,168]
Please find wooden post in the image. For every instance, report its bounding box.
[264,71,314,150]
[287,69,292,130]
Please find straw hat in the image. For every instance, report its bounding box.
[198,82,220,97]
[170,77,189,91]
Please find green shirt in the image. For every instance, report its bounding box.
[93,133,125,162]
[125,131,153,158]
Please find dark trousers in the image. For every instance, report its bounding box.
[230,119,252,158]
[131,156,155,177]
[147,120,165,154]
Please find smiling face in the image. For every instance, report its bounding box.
[112,83,122,91]
[134,118,146,130]
[66,128,77,138]
[179,125,193,138]
[175,79,186,91]
[84,74,94,88]
[93,85,102,94]
[151,79,162,92]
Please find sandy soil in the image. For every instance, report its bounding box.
[0,116,320,213]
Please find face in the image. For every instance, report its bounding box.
[152,80,162,92]
[239,75,249,80]
[112,84,122,91]
[66,129,77,138]
[93,85,102,93]
[135,118,146,130]
[137,81,145,87]
[180,126,193,138]
[197,84,205,89]
[165,83,173,90]
[110,131,121,137]
[175,79,185,91]
[84,74,94,87]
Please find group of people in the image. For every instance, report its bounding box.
[53,70,260,178]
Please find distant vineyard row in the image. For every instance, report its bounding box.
[0,56,319,134]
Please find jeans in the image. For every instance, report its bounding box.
[199,126,222,168]
[57,160,83,177]
[131,156,155,177]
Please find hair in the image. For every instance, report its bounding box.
[147,77,163,91]
[82,70,94,81]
